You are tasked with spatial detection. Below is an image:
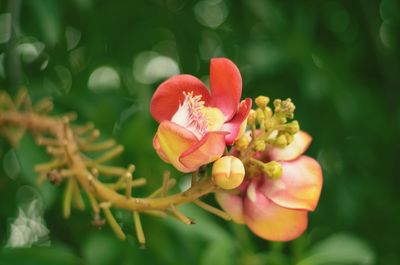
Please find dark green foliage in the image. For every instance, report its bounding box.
[0,0,399,264]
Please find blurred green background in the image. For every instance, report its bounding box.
[0,0,399,264]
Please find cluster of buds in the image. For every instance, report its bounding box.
[236,96,300,153]
[213,93,322,242]
[230,96,301,182]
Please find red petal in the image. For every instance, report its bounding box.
[179,131,228,170]
[266,131,312,161]
[150,74,211,122]
[244,181,308,242]
[260,156,323,211]
[209,58,242,121]
[222,98,252,145]
[215,192,245,224]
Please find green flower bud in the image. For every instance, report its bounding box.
[235,135,250,151]
[285,133,294,145]
[263,161,282,180]
[275,134,287,147]
[255,96,270,109]
[286,121,299,134]
[247,109,256,126]
[264,107,272,118]
[256,108,265,124]
[254,138,266,151]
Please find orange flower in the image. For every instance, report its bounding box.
[151,58,252,172]
[216,131,323,241]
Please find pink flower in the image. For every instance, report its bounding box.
[151,58,252,173]
[216,131,323,241]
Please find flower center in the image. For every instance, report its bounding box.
[171,92,208,139]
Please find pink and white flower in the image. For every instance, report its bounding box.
[151,58,252,173]
[216,131,323,241]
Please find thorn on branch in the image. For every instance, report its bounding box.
[73,122,94,135]
[133,211,146,247]
[148,178,176,198]
[161,171,170,197]
[72,179,85,211]
[14,88,31,111]
[80,139,116,152]
[91,212,106,229]
[89,145,124,165]
[169,205,193,225]
[36,136,62,146]
[100,202,126,241]
[34,97,53,114]
[34,159,64,173]
[61,112,77,123]
[87,189,100,215]
[193,200,232,221]
[93,164,128,177]
[63,178,74,219]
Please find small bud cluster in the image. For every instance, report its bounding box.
[235,96,299,153]
[231,95,302,181]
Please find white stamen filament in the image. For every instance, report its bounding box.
[171,92,208,139]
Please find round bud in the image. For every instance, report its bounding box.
[263,161,282,180]
[286,120,300,134]
[254,138,266,151]
[235,135,250,151]
[256,108,265,124]
[247,110,256,126]
[285,133,294,145]
[275,134,287,147]
[255,96,270,109]
[212,156,245,190]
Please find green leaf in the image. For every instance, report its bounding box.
[0,244,83,265]
[200,241,234,265]
[297,233,375,265]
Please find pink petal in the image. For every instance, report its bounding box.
[215,192,245,224]
[150,74,211,123]
[266,131,312,161]
[179,131,228,171]
[156,120,199,172]
[244,181,308,242]
[222,98,252,145]
[260,156,323,211]
[209,58,242,121]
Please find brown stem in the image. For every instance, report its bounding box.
[0,111,217,212]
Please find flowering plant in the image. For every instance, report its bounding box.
[151,58,323,241]
[151,58,251,172]
[0,58,322,246]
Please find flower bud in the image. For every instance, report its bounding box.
[247,110,256,126]
[256,108,265,124]
[285,120,299,134]
[235,135,250,151]
[275,134,287,147]
[285,133,294,145]
[263,161,282,180]
[212,156,245,190]
[264,107,272,118]
[255,96,270,109]
[254,138,266,151]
